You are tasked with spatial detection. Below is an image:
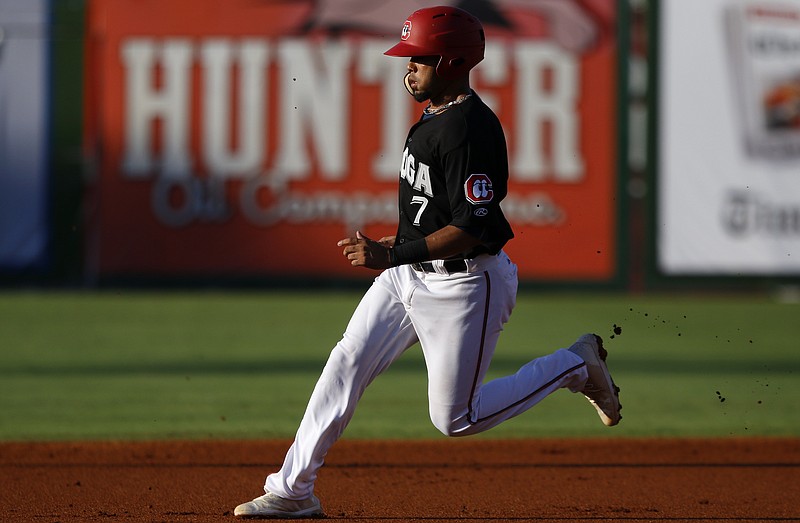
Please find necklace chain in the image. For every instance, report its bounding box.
[424,92,472,116]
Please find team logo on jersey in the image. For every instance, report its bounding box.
[465,174,494,204]
[401,20,412,40]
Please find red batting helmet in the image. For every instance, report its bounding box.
[384,6,485,79]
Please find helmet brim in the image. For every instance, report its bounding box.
[384,41,429,57]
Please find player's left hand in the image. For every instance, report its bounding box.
[338,231,392,270]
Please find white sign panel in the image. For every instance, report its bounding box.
[0,0,50,270]
[659,0,800,275]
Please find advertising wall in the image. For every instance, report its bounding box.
[0,0,50,271]
[84,0,620,281]
[659,0,800,275]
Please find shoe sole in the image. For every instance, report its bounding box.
[234,496,323,519]
[578,334,622,427]
[236,513,323,520]
[235,508,324,519]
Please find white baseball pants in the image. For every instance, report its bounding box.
[265,251,588,500]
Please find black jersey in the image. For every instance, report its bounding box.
[395,92,514,258]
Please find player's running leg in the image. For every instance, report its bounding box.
[236,268,419,517]
[410,252,590,436]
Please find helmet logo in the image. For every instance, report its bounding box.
[401,20,412,41]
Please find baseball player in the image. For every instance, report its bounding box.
[235,6,621,518]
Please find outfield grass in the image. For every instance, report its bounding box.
[1,290,798,440]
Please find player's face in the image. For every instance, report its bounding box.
[406,56,443,103]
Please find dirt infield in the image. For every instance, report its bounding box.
[2,438,798,522]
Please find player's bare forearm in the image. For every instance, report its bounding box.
[423,225,481,260]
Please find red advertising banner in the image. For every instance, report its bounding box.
[84,0,618,280]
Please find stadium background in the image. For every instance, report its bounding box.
[1,0,799,420]
[2,0,800,434]
[2,0,799,289]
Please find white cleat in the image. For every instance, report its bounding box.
[234,491,323,519]
[569,334,622,427]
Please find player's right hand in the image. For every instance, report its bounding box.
[337,231,392,270]
[378,236,396,247]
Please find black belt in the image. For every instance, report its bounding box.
[411,259,469,273]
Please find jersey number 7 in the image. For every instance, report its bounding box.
[410,196,429,226]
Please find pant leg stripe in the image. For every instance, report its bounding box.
[466,271,491,425]
[465,270,587,425]
[470,362,586,425]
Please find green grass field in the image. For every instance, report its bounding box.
[1,290,798,441]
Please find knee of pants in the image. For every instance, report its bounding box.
[429,405,470,438]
